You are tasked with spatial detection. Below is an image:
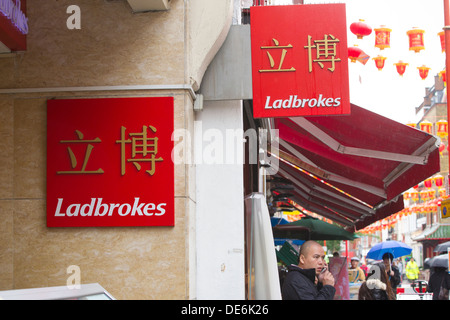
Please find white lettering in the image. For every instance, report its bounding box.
[66,5,81,30]
[334,97,341,107]
[108,203,119,216]
[55,198,65,216]
[67,203,80,217]
[156,203,166,216]
[308,98,317,108]
[264,96,272,109]
[94,198,108,216]
[293,95,302,108]
[53,198,168,218]
[118,203,131,216]
[80,198,95,216]
[282,96,293,109]
[325,97,334,107]
[143,203,155,216]
[273,99,282,109]
[261,94,343,111]
[131,197,144,216]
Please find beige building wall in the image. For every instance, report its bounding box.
[0,0,232,299]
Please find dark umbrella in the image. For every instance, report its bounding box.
[429,254,449,269]
[434,241,450,253]
[272,217,356,240]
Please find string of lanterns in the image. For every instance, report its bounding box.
[348,19,446,81]
[359,119,448,235]
[407,119,449,156]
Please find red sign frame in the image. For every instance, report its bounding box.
[250,4,350,118]
[47,97,174,227]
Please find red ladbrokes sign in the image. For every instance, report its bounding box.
[250,4,350,118]
[47,97,174,227]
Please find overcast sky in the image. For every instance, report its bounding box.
[298,0,447,124]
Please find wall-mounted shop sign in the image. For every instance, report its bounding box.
[47,97,174,227]
[250,4,350,118]
[0,0,28,51]
[441,198,450,219]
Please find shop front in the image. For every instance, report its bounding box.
[0,0,237,300]
[0,1,443,301]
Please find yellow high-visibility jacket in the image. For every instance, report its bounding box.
[405,260,419,280]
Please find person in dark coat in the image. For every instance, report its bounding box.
[382,252,401,296]
[427,267,450,300]
[282,240,336,300]
[358,262,395,300]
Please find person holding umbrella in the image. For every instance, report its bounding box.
[426,254,450,300]
[382,253,401,294]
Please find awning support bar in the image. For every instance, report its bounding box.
[291,117,432,165]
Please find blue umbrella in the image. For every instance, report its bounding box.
[270,217,290,227]
[366,240,412,260]
[274,238,305,246]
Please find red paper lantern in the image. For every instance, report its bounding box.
[348,45,363,63]
[439,143,446,154]
[407,28,425,53]
[394,61,408,76]
[438,31,445,52]
[350,19,372,39]
[374,26,391,50]
[373,55,387,71]
[417,65,431,80]
[424,177,433,188]
[436,119,448,138]
[428,188,436,199]
[419,120,432,134]
[434,174,444,187]
[420,190,429,200]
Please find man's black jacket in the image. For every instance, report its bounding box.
[281,265,336,300]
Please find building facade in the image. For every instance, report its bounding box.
[0,0,246,300]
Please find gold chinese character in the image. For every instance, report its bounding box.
[116,125,163,176]
[304,34,341,72]
[57,130,104,174]
[259,38,296,73]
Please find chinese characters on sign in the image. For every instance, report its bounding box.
[57,130,104,175]
[116,125,163,176]
[304,34,341,73]
[259,38,296,73]
[47,97,174,227]
[251,4,350,118]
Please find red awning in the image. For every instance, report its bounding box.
[271,104,440,230]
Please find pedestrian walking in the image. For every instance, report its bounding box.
[358,263,395,300]
[396,258,403,282]
[382,253,401,294]
[427,267,450,300]
[405,257,420,284]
